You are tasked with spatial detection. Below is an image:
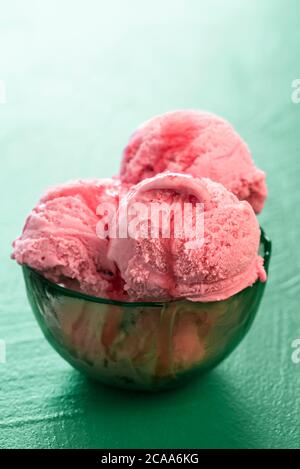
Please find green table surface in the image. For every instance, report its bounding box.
[1,0,300,449]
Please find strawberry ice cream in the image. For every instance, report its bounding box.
[12,109,270,390]
[120,110,267,213]
[108,173,266,301]
[12,179,124,298]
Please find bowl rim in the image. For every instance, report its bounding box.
[22,228,272,308]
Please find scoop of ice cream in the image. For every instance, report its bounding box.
[12,179,124,298]
[40,178,122,212]
[108,173,266,301]
[120,110,267,213]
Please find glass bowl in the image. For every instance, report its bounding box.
[22,229,271,392]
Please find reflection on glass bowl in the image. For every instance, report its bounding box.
[22,229,271,391]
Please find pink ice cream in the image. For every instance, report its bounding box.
[120,110,267,213]
[108,173,266,301]
[12,179,124,298]
[11,110,270,389]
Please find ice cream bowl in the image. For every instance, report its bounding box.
[22,229,271,392]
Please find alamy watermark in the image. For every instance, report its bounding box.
[291,339,300,364]
[96,201,205,249]
[0,340,6,364]
[0,80,6,104]
[291,79,300,104]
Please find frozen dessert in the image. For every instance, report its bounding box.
[12,179,124,298]
[13,111,268,301]
[12,109,270,390]
[108,173,266,301]
[120,110,267,213]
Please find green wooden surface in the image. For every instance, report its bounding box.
[1,0,300,449]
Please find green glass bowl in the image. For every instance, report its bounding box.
[22,229,271,392]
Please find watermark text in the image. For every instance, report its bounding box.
[291,338,300,364]
[0,81,6,104]
[0,340,6,363]
[291,79,300,104]
[96,201,205,249]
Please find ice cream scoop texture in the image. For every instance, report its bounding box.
[108,173,266,301]
[12,110,267,302]
[12,179,123,298]
[120,110,267,213]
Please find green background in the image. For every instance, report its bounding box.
[1,0,300,449]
